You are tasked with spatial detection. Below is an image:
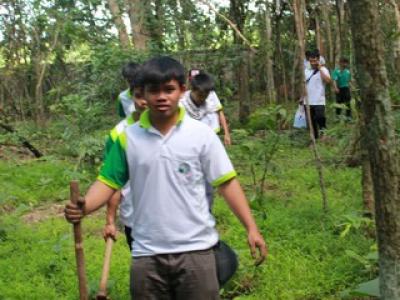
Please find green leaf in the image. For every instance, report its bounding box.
[351,278,380,297]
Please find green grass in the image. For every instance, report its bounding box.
[0,126,377,299]
[0,158,94,211]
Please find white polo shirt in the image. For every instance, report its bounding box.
[98,107,237,257]
[180,90,223,132]
[305,66,330,105]
[105,115,135,228]
[118,89,136,117]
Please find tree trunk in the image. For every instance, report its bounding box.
[335,0,345,64]
[315,12,323,53]
[126,0,149,50]
[107,0,130,49]
[172,0,186,51]
[320,0,333,66]
[273,6,288,103]
[361,158,375,215]
[389,0,400,80]
[230,0,250,123]
[349,1,400,298]
[264,2,276,104]
[293,0,306,86]
[293,0,306,99]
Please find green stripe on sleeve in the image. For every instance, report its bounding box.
[97,175,121,190]
[99,136,129,188]
[110,128,119,142]
[212,170,237,187]
[119,132,127,149]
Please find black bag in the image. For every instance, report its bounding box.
[214,240,238,287]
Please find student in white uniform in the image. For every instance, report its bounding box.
[65,56,267,299]
[185,70,231,145]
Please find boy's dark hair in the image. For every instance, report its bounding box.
[130,65,142,90]
[309,49,320,59]
[190,73,215,94]
[138,56,185,87]
[340,57,349,64]
[305,50,312,59]
[122,62,140,83]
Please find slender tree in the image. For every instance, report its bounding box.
[106,0,131,49]
[349,1,400,298]
[126,0,149,50]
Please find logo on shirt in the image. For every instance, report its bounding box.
[178,162,191,175]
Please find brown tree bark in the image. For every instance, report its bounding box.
[262,1,276,104]
[388,0,400,80]
[230,0,251,123]
[107,0,130,49]
[335,0,346,64]
[273,5,288,103]
[293,0,306,83]
[349,1,400,298]
[320,0,333,66]
[125,0,149,50]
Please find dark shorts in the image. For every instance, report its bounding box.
[130,248,220,300]
[336,87,351,103]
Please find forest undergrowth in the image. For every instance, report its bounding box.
[0,107,386,299]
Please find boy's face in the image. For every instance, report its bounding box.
[190,89,209,106]
[340,61,348,69]
[309,57,320,69]
[143,80,185,119]
[134,88,147,112]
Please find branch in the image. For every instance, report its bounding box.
[197,0,257,53]
[0,121,43,158]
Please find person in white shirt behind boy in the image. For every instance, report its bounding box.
[184,70,231,146]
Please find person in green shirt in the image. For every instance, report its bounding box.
[332,57,352,119]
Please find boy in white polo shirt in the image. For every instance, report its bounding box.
[65,56,266,299]
[103,67,147,250]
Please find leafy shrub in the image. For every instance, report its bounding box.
[247,105,289,132]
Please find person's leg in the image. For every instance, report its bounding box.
[314,105,326,138]
[130,256,171,300]
[343,87,352,119]
[336,91,342,116]
[124,226,133,251]
[172,249,220,300]
[309,105,319,139]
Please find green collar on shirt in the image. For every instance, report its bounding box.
[139,106,186,129]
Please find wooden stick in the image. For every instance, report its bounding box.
[70,181,88,300]
[96,237,114,300]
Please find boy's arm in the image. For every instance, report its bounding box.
[65,180,116,223]
[65,134,129,223]
[218,110,231,146]
[319,67,331,84]
[333,80,339,93]
[103,191,121,240]
[218,178,267,265]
